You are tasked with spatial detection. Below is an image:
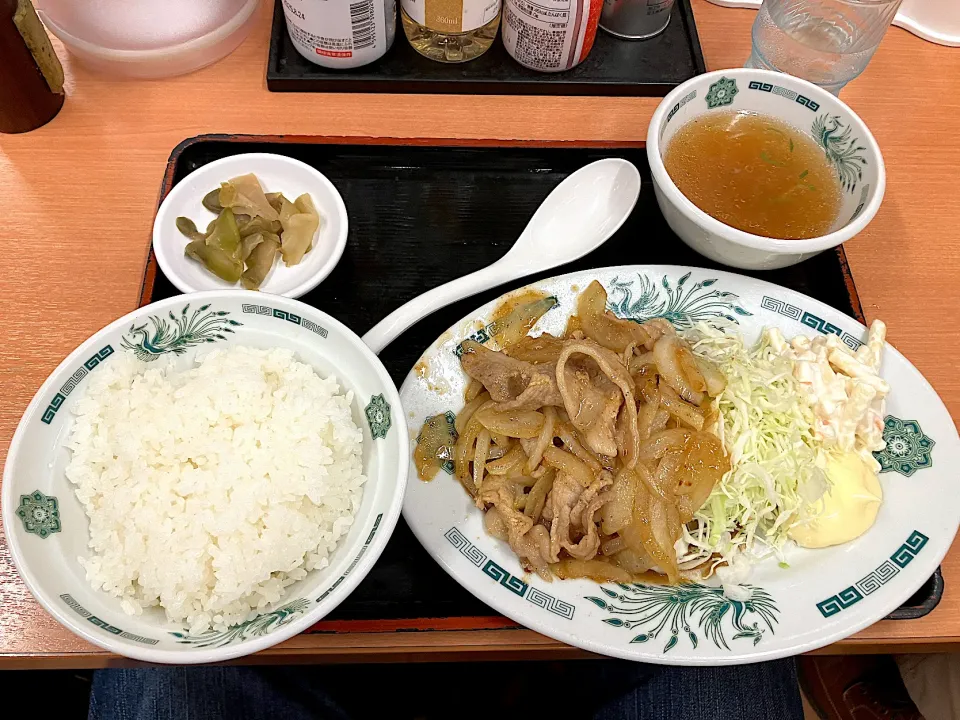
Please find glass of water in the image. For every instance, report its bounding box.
[746,0,904,95]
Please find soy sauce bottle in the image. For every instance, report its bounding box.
[0,0,65,134]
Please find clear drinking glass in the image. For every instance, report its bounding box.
[746,0,904,95]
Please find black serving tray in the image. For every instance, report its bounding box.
[143,134,943,627]
[266,0,706,96]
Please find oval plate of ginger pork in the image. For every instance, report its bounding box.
[400,265,960,665]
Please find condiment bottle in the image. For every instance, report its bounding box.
[502,0,603,72]
[0,0,65,134]
[400,0,501,63]
[282,0,397,69]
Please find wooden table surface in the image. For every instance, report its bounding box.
[1,0,958,668]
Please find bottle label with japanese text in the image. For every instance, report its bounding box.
[502,0,600,72]
[401,0,500,32]
[282,0,396,69]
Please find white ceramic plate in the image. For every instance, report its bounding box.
[153,153,349,298]
[401,266,960,665]
[2,291,405,663]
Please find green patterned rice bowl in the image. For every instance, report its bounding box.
[2,290,406,663]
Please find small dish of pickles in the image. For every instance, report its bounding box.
[154,153,348,298]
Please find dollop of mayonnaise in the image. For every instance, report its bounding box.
[789,452,883,549]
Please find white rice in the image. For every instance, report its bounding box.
[64,346,366,634]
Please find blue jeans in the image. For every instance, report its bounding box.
[89,659,803,720]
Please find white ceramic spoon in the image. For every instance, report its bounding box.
[361,158,642,354]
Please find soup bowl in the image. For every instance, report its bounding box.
[647,68,885,270]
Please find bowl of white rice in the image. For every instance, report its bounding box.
[2,290,406,663]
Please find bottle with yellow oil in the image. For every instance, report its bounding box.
[400,0,501,63]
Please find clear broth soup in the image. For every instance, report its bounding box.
[663,110,842,240]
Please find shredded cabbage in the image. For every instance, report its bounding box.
[684,325,826,571]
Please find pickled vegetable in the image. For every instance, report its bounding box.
[280,214,317,266]
[176,173,318,289]
[293,194,320,256]
[278,197,298,227]
[202,188,222,214]
[176,217,206,243]
[241,233,280,290]
[238,215,283,238]
[240,232,266,262]
[265,192,286,214]
[205,208,241,258]
[218,173,279,222]
[294,193,319,218]
[185,238,243,283]
[279,193,321,266]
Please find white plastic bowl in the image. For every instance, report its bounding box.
[154,153,349,299]
[36,0,259,78]
[2,291,406,663]
[647,68,885,271]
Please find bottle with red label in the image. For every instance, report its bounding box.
[281,0,397,69]
[501,0,602,72]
